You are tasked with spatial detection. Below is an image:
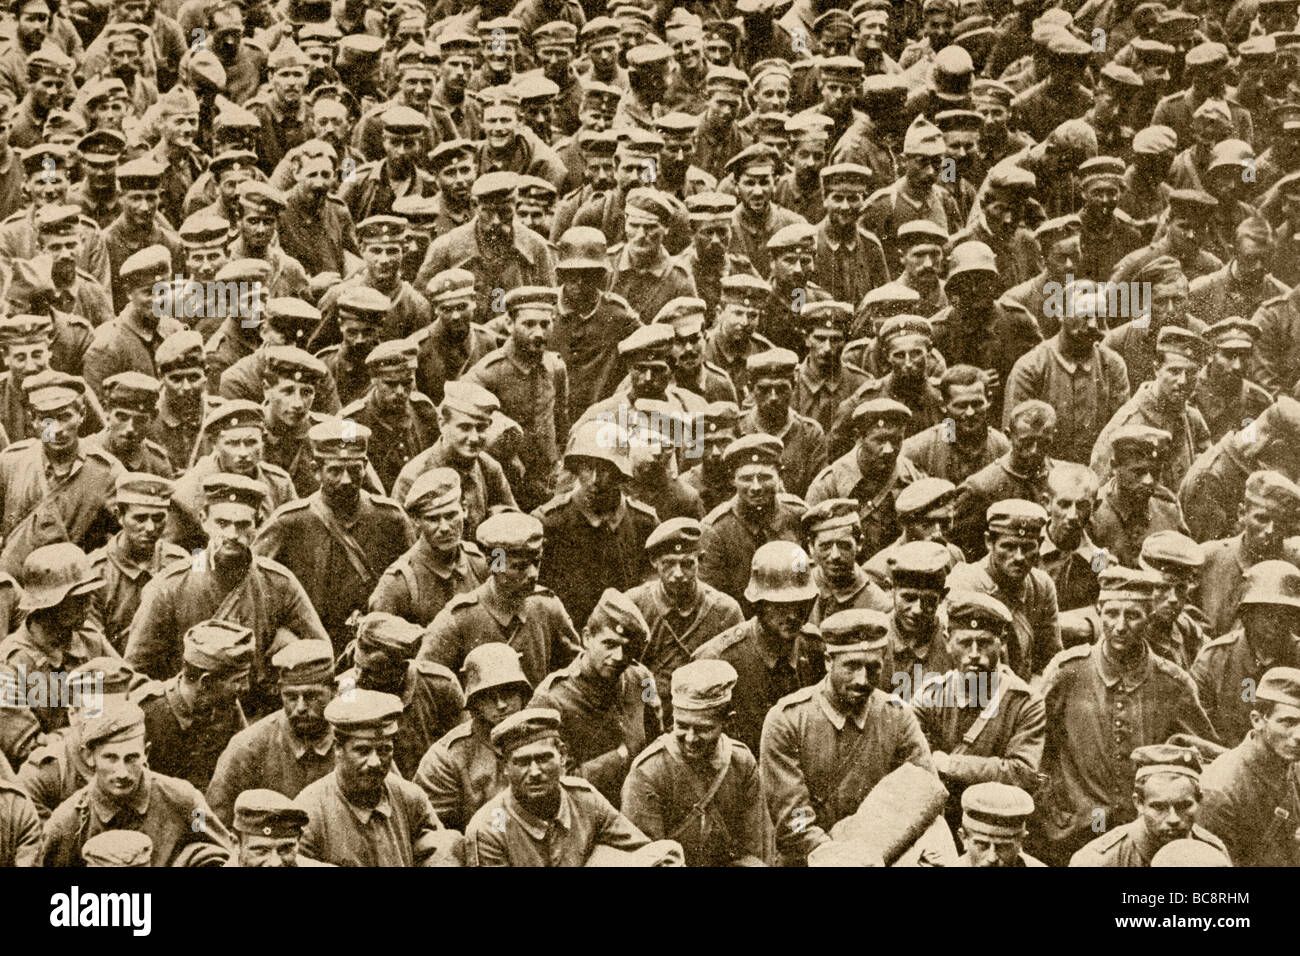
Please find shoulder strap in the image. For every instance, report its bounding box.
[666,737,738,848]
[307,495,379,588]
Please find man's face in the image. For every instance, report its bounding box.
[266,378,313,429]
[752,374,792,422]
[1135,773,1199,847]
[811,526,857,582]
[214,426,262,476]
[521,100,555,141]
[210,6,242,59]
[824,186,866,231]
[734,461,778,512]
[415,496,464,550]
[336,729,395,795]
[674,706,725,760]
[1047,481,1092,548]
[961,827,1025,866]
[858,423,904,475]
[1254,702,1300,762]
[902,243,943,284]
[1115,455,1157,503]
[436,154,476,206]
[318,457,364,511]
[439,407,488,463]
[204,500,257,559]
[1008,416,1052,474]
[625,217,665,258]
[905,154,941,191]
[537,43,573,83]
[894,585,942,635]
[614,151,646,192]
[1245,498,1293,556]
[240,207,277,249]
[586,37,620,75]
[510,308,552,359]
[754,77,791,115]
[482,35,517,73]
[372,371,413,417]
[1153,354,1198,407]
[1207,347,1248,392]
[986,532,1036,583]
[701,430,734,475]
[707,87,743,124]
[26,167,67,206]
[494,547,540,598]
[362,239,403,287]
[204,666,251,707]
[281,682,331,738]
[718,301,757,344]
[692,220,730,261]
[1137,56,1172,89]
[90,94,127,132]
[506,737,564,805]
[573,459,621,503]
[945,129,979,178]
[736,169,774,215]
[106,404,150,455]
[16,0,50,47]
[271,66,308,105]
[339,318,381,363]
[1100,597,1149,656]
[5,340,48,380]
[468,685,523,728]
[442,54,474,93]
[120,187,159,227]
[886,333,928,386]
[653,550,698,605]
[923,9,954,48]
[632,63,668,104]
[34,401,83,455]
[107,40,142,81]
[87,734,147,801]
[944,380,987,441]
[1234,234,1269,284]
[974,99,1009,137]
[1082,180,1121,223]
[477,198,514,246]
[398,71,435,113]
[756,598,813,643]
[629,358,671,399]
[483,105,517,151]
[299,158,335,197]
[675,329,703,373]
[827,647,884,710]
[1044,236,1080,283]
[240,834,300,867]
[950,626,1002,676]
[163,111,199,151]
[117,502,165,555]
[119,0,150,22]
[310,102,349,149]
[187,243,227,283]
[583,153,617,192]
[806,327,845,370]
[772,247,813,290]
[161,365,204,410]
[660,133,692,179]
[585,627,632,680]
[820,77,854,118]
[1165,216,1203,257]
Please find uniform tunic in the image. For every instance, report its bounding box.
[1037,641,1216,854]
[414,717,505,832]
[1191,627,1300,748]
[622,733,768,866]
[901,424,1011,487]
[1178,432,1253,544]
[141,676,246,792]
[414,219,557,324]
[466,775,650,866]
[549,292,641,416]
[698,495,805,612]
[339,392,440,495]
[87,534,190,653]
[1200,731,1300,867]
[530,658,662,805]
[391,440,517,540]
[1089,480,1190,569]
[1192,371,1272,444]
[41,771,234,867]
[418,577,581,688]
[1091,381,1211,490]
[0,625,118,740]
[0,771,39,866]
[947,559,1062,680]
[806,453,925,561]
[792,359,871,437]
[1196,535,1300,638]
[625,578,744,723]
[411,320,498,407]
[297,771,445,867]
[370,538,490,627]
[205,709,335,829]
[950,454,1053,560]
[737,408,827,500]
[759,679,934,865]
[1069,819,1229,866]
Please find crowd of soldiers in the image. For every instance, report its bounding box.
[0,0,1298,870]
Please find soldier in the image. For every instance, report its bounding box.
[1004,289,1131,466]
[206,639,336,829]
[625,412,705,522]
[339,340,437,495]
[253,418,413,653]
[883,540,958,681]
[1105,254,1212,388]
[1197,470,1300,637]
[248,39,312,174]
[863,478,966,590]
[698,435,804,610]
[0,312,93,444]
[83,244,184,400]
[41,702,235,867]
[535,419,657,627]
[904,369,1007,487]
[414,171,557,320]
[1037,463,1104,613]
[227,789,331,867]
[694,540,821,756]
[0,371,122,577]
[808,398,924,560]
[465,285,569,511]
[297,690,457,866]
[801,498,891,629]
[1093,425,1190,568]
[862,115,960,268]
[529,587,661,804]
[228,181,309,300]
[411,268,498,407]
[1193,317,1271,442]
[739,348,826,499]
[830,316,944,459]
[676,192,747,325]
[1035,567,1216,865]
[702,273,775,402]
[340,106,437,222]
[86,473,187,652]
[948,499,1062,680]
[680,401,739,515]
[1200,665,1300,866]
[370,468,489,627]
[759,608,935,866]
[1192,561,1300,747]
[100,159,181,315]
[278,153,359,278]
[626,517,744,723]
[1139,530,1211,671]
[952,782,1044,867]
[1070,744,1229,866]
[177,211,232,287]
[608,188,697,326]
[577,323,707,428]
[465,707,656,866]
[36,202,114,328]
[85,371,172,478]
[622,658,768,866]
[418,509,579,686]
[656,298,737,406]
[415,643,531,832]
[913,592,1046,824]
[217,300,333,413]
[813,164,890,309]
[166,400,297,552]
[201,257,272,385]
[726,144,806,281]
[314,287,385,411]
[339,612,465,782]
[950,399,1056,559]
[791,301,868,437]
[126,472,330,716]
[140,619,251,792]
[756,223,825,357]
[0,544,113,756]
[1092,326,1212,491]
